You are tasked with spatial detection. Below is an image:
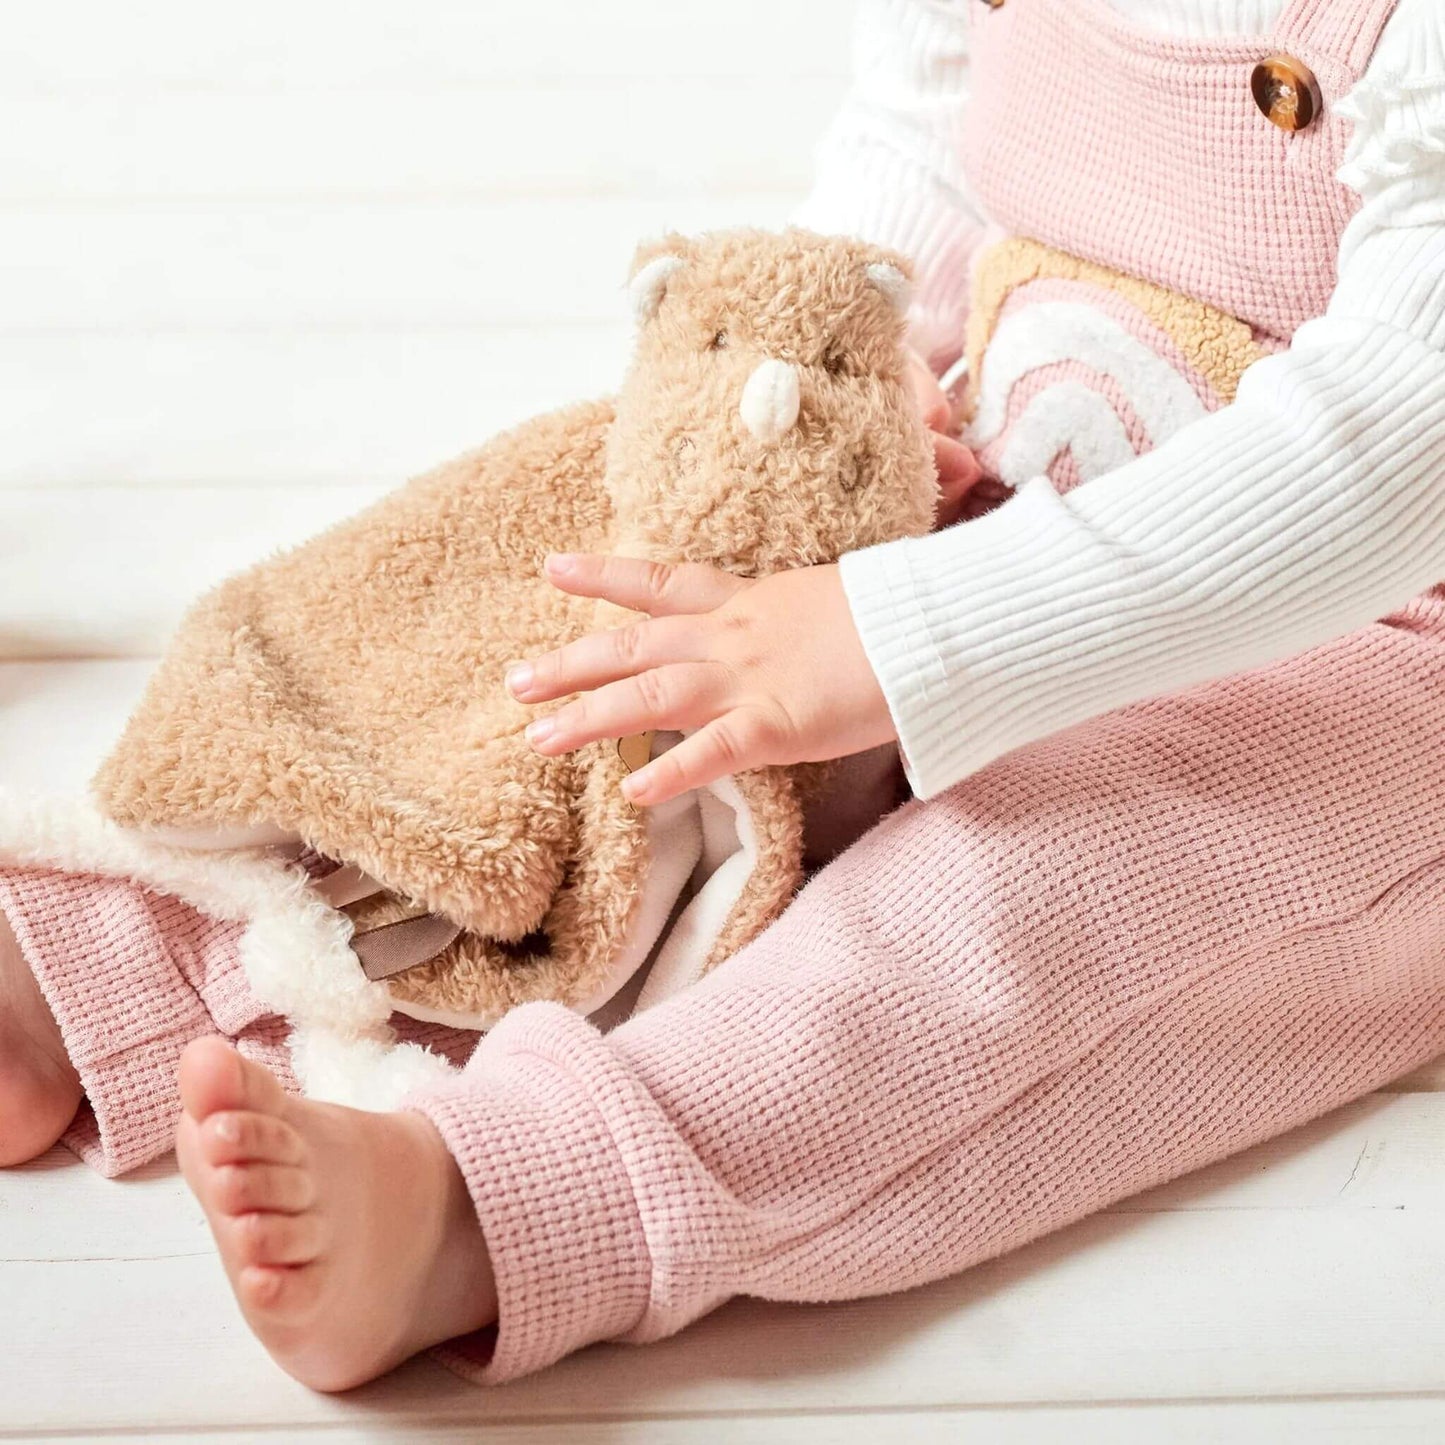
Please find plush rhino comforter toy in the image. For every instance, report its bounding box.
[29,228,940,1103]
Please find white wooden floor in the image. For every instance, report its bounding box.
[3,3,1445,1440]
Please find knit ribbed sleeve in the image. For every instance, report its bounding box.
[791,0,985,365]
[840,0,1445,801]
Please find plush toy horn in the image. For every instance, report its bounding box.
[865,261,912,315]
[740,358,801,443]
[629,254,686,325]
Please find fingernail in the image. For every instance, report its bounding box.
[622,771,646,801]
[214,1117,240,1144]
[526,717,555,745]
[505,662,534,695]
[546,552,577,575]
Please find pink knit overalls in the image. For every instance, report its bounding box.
[4,0,1445,1387]
[960,0,1407,492]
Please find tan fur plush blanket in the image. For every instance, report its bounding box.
[91,229,937,1035]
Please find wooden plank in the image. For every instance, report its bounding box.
[0,195,798,332]
[1099,1090,1445,1209]
[0,1153,207,1264]
[8,1398,1438,1443]
[1,0,850,90]
[5,1206,1443,1431]
[0,323,628,492]
[0,82,841,201]
[3,1096,1443,1432]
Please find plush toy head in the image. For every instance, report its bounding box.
[608,228,937,572]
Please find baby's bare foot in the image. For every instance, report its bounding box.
[176,1037,497,1392]
[0,910,83,1166]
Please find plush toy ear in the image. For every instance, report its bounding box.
[865,261,912,316]
[629,253,686,325]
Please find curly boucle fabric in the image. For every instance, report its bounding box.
[91,229,936,1029]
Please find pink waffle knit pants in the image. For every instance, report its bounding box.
[5,589,1445,1384]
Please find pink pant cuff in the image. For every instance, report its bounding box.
[404,1002,653,1385]
[0,867,236,1176]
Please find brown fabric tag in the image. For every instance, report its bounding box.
[351,913,463,982]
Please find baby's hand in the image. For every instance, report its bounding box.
[505,554,896,807]
[906,347,982,529]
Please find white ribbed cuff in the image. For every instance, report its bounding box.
[840,478,1103,799]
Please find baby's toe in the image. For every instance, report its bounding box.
[179,1037,287,1124]
[237,1263,323,1321]
[227,1208,325,1269]
[199,1109,306,1169]
[211,1161,315,1217]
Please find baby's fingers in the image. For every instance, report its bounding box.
[544,553,748,616]
[507,614,695,703]
[523,663,729,756]
[623,710,776,806]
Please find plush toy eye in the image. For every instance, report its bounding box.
[709,329,730,352]
[821,343,849,376]
[838,445,869,493]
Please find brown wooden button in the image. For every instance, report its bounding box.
[1251,55,1322,132]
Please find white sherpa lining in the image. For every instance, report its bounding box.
[0,749,765,1107]
[634,772,759,1011]
[0,788,453,1110]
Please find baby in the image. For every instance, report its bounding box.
[5,0,1443,1401]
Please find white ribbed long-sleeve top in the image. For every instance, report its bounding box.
[795,0,1445,800]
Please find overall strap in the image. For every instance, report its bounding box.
[1275,0,1401,93]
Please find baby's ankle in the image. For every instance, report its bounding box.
[398,1109,499,1342]
[0,908,83,1165]
[0,911,74,1071]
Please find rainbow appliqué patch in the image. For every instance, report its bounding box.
[962,238,1276,496]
